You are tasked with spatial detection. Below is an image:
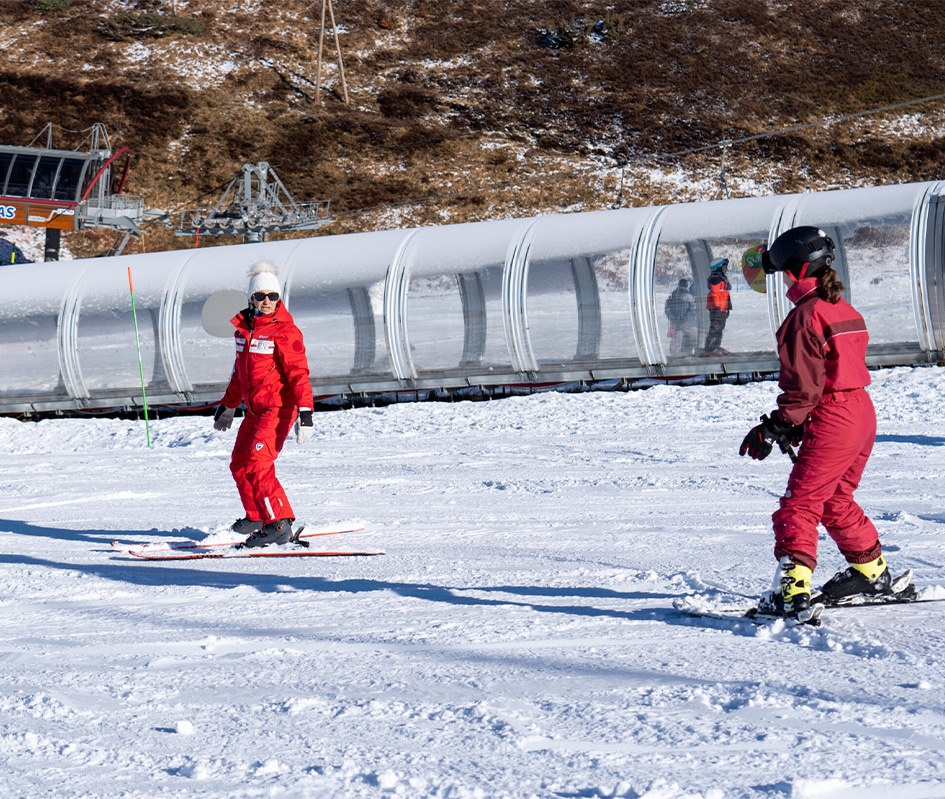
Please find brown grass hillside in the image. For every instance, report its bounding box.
[3,0,945,257]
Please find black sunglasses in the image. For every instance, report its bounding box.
[252,292,280,302]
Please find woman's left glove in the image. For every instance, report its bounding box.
[739,412,798,460]
[295,409,314,444]
[213,405,235,431]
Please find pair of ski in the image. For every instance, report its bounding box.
[111,526,384,561]
[676,570,928,627]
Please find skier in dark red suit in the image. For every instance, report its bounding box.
[739,226,904,618]
[212,261,315,547]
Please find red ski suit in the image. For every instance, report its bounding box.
[221,304,314,523]
[771,277,881,572]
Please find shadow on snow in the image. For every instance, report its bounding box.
[0,517,762,636]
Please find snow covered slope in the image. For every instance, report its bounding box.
[1,367,944,798]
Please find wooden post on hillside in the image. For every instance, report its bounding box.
[314,0,349,105]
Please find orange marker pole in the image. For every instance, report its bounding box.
[127,267,153,448]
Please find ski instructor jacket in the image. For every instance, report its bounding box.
[221,303,314,416]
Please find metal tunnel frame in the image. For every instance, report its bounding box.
[1,180,945,415]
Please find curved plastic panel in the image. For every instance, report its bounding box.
[520,208,653,376]
[780,183,929,365]
[911,183,945,351]
[57,262,91,400]
[504,219,539,375]
[384,229,420,381]
[397,217,533,382]
[631,208,667,367]
[653,195,785,369]
[170,244,268,397]
[75,256,172,401]
[0,260,81,406]
[279,228,409,388]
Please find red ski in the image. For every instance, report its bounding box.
[126,546,385,561]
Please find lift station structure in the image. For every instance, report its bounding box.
[177,162,332,244]
[0,123,144,259]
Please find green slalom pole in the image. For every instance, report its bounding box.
[127,267,152,448]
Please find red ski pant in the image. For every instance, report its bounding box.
[230,408,295,523]
[772,387,882,572]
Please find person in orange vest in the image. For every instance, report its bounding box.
[739,226,906,620]
[702,258,732,355]
[212,261,315,547]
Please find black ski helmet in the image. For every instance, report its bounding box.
[762,226,835,279]
[677,277,693,290]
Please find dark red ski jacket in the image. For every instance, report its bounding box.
[775,277,871,426]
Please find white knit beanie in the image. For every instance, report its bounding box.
[247,261,281,299]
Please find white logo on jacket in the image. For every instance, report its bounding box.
[249,338,275,355]
[235,337,276,355]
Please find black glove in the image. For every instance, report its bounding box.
[739,412,800,460]
[213,405,235,431]
[295,409,314,444]
[785,420,805,448]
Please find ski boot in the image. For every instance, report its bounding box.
[231,517,263,535]
[241,518,294,548]
[820,556,893,601]
[756,556,819,623]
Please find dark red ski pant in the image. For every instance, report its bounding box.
[230,408,295,523]
[772,387,882,571]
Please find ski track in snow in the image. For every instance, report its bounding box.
[1,367,945,798]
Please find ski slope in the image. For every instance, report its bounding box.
[1,366,944,798]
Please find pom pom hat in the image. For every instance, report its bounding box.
[247,260,281,299]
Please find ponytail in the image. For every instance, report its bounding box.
[816,266,844,304]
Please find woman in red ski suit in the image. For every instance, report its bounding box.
[740,226,897,617]
[213,263,314,547]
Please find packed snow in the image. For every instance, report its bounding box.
[2,366,945,799]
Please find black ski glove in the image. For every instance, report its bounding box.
[213,405,235,431]
[295,408,314,444]
[785,420,805,448]
[739,412,801,460]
